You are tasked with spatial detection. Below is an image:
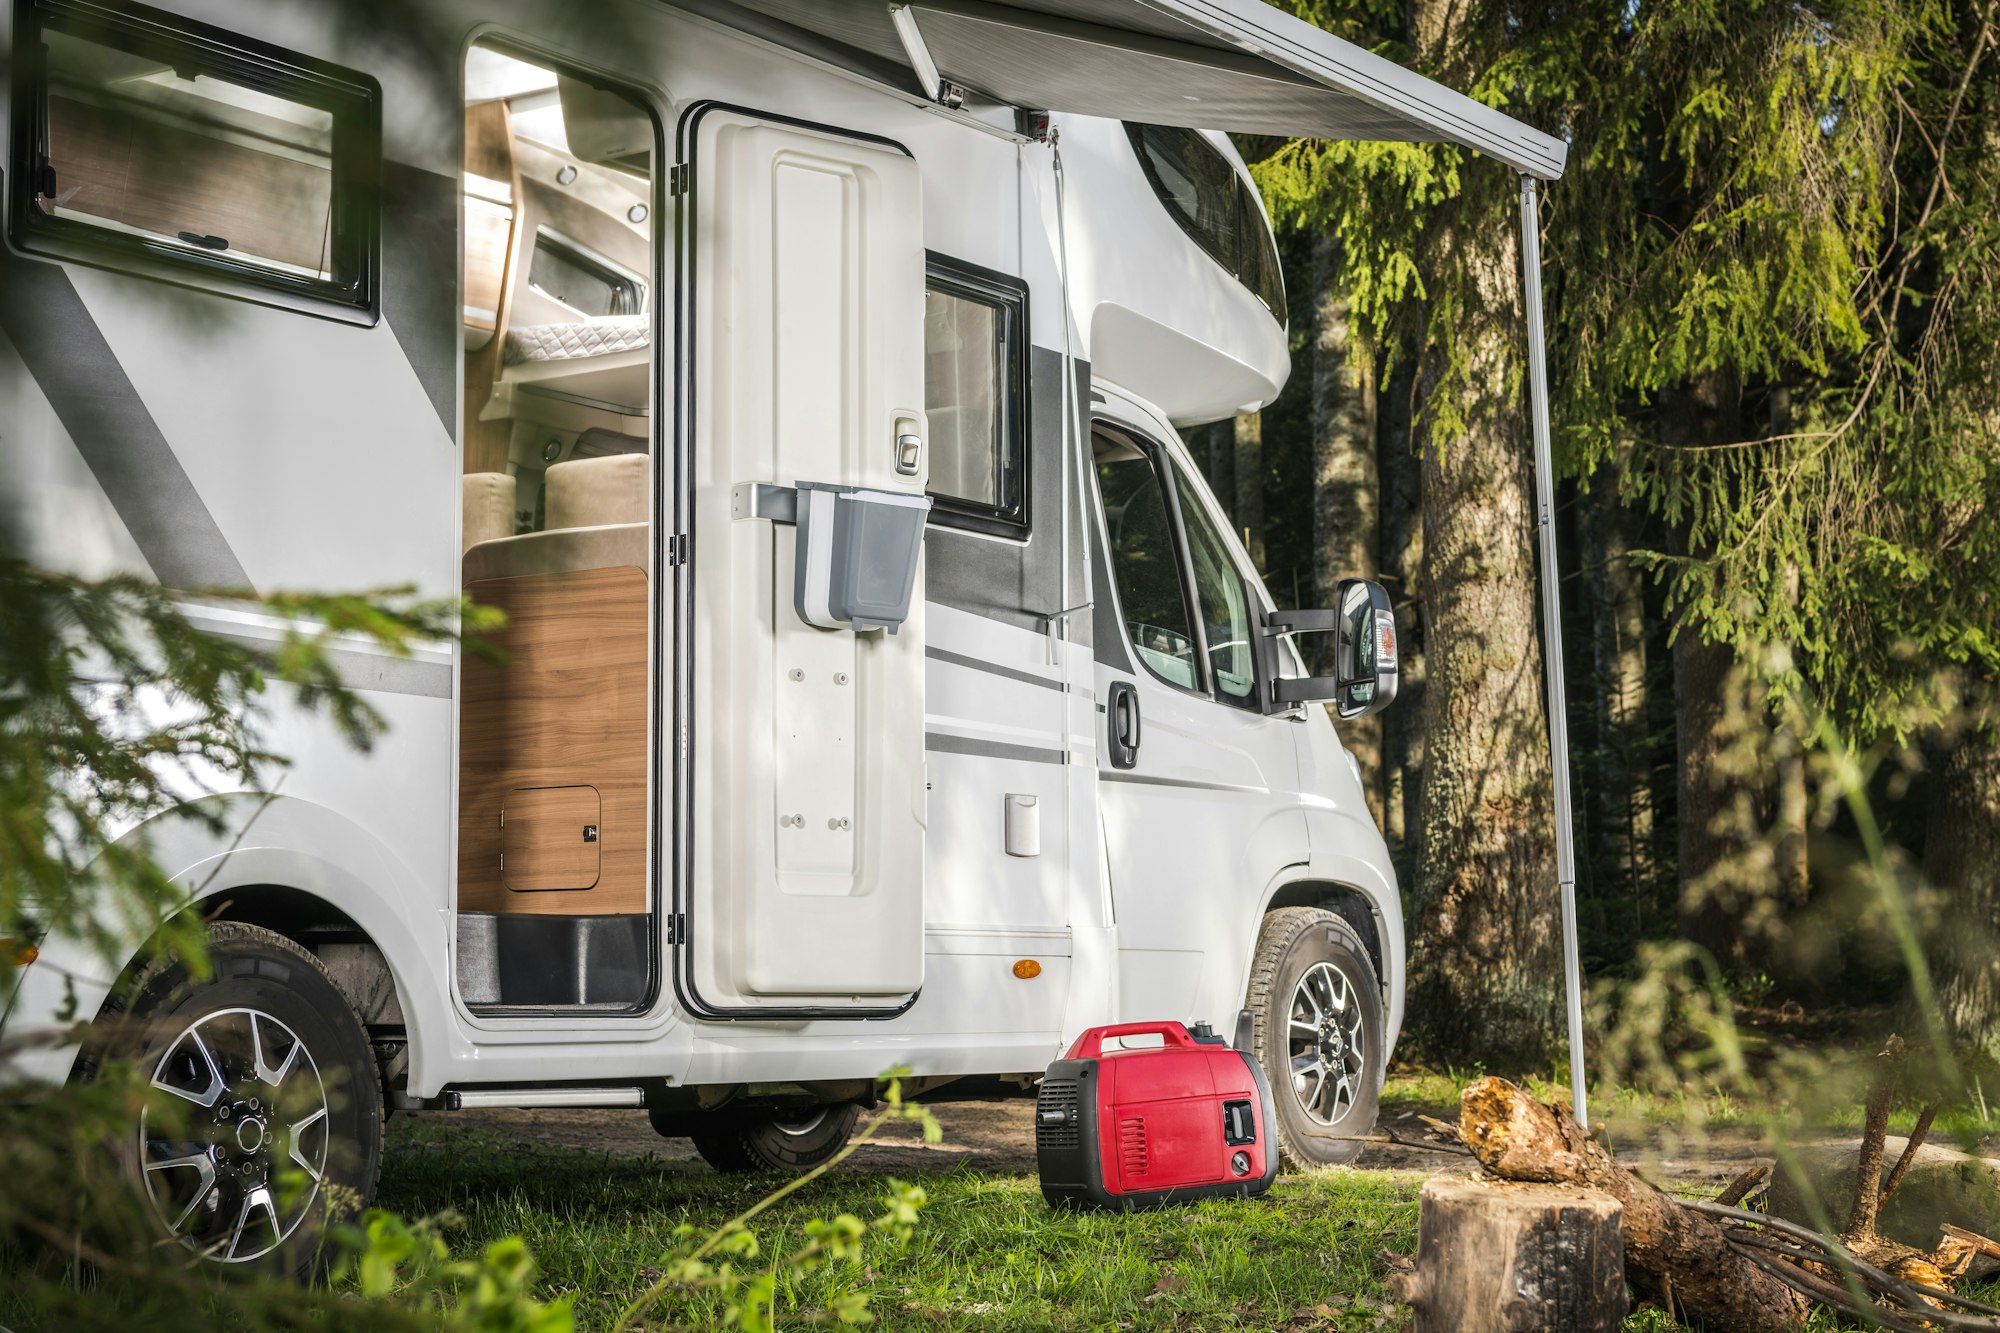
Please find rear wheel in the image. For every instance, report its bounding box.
[105,922,382,1273]
[654,1103,862,1174]
[1245,906,1384,1170]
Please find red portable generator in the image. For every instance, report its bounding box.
[1035,1019,1279,1210]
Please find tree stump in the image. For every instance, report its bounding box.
[1391,1176,1629,1332]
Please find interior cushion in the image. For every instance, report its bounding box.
[546,453,649,529]
[462,471,517,552]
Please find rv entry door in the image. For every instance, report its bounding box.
[672,106,929,1017]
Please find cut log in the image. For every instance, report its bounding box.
[1458,1077,1809,1333]
[1389,1176,1628,1332]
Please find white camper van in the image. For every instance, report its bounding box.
[1,0,1568,1266]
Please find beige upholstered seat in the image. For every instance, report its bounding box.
[462,472,517,552]
[462,523,649,583]
[545,453,649,530]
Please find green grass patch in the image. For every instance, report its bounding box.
[377,1115,1999,1332]
[379,1116,1424,1331]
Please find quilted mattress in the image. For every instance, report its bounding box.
[503,316,651,365]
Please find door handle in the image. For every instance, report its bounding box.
[1107,680,1140,769]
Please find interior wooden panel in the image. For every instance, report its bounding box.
[46,95,333,271]
[463,99,523,476]
[502,785,602,893]
[458,565,648,915]
[463,197,512,332]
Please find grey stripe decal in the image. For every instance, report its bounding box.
[380,160,462,439]
[924,644,1065,693]
[924,732,1068,765]
[1099,771,1267,795]
[0,253,251,589]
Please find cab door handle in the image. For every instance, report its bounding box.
[1107,680,1140,769]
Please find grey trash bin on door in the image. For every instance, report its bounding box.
[791,482,931,634]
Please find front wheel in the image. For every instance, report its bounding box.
[654,1103,862,1174]
[1244,907,1385,1170]
[103,921,382,1273]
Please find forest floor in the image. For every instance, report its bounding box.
[382,1042,2000,1331]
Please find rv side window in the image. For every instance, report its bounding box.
[1171,463,1259,710]
[1095,434,1201,693]
[924,254,1028,535]
[1124,122,1286,324]
[10,0,381,320]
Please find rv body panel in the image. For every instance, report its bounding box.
[0,0,1402,1111]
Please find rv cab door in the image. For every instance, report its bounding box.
[673,106,929,1017]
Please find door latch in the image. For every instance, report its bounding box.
[894,432,922,476]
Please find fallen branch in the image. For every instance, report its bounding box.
[1457,1077,1809,1332]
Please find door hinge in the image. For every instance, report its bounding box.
[666,912,687,945]
[668,532,690,566]
[498,852,505,870]
[668,163,689,196]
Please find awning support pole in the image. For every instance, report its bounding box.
[1518,174,1588,1130]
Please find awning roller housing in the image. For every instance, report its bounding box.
[701,0,1567,180]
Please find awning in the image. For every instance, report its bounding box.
[680,0,1568,180]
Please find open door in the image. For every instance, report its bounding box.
[672,106,929,1017]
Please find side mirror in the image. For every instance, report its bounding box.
[1262,579,1400,719]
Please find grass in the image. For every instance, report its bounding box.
[377,1116,1424,1331]
[374,1108,2000,1332]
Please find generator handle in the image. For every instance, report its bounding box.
[1064,1021,1195,1059]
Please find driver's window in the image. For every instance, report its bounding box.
[1095,434,1199,691]
[1173,463,1258,709]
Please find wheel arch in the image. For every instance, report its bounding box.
[38,793,448,1093]
[1246,858,1405,1064]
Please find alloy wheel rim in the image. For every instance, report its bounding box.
[1285,960,1366,1127]
[137,1006,331,1263]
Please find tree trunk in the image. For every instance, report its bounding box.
[1928,730,2000,1054]
[1403,86,1560,1065]
[1391,1177,1629,1333]
[1578,446,1652,911]
[1311,229,1382,820]
[1460,1077,1809,1332]
[1661,371,1749,966]
[1233,411,1266,571]
[1379,358,1425,883]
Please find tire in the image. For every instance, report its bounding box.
[1245,906,1384,1170]
[102,921,383,1274]
[660,1103,863,1174]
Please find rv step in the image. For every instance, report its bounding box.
[442,1086,646,1110]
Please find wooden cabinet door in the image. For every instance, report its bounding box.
[503,785,602,893]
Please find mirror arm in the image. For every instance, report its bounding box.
[1262,609,1341,637]
[1272,677,1346,705]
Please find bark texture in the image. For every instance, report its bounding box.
[1391,1177,1628,1333]
[1379,360,1425,880]
[1403,21,1560,1061]
[1928,732,2000,1053]
[1310,229,1382,820]
[1578,449,1652,907]
[1662,372,1752,966]
[1459,1077,1809,1332]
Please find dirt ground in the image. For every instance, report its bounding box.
[396,1098,1760,1191]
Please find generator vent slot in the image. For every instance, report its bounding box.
[1118,1116,1149,1176]
[1035,1078,1081,1151]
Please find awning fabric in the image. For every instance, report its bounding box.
[678,0,1567,180]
